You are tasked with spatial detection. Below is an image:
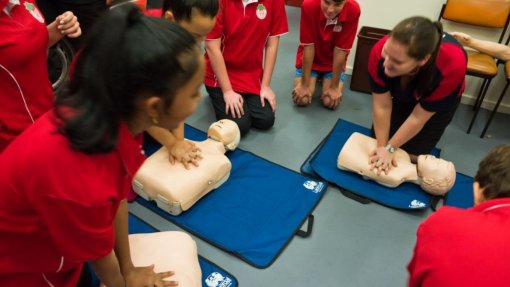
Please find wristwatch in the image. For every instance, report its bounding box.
[384,143,395,153]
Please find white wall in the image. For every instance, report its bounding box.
[346,0,510,114]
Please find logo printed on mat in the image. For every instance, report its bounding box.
[205,272,233,287]
[303,180,324,193]
[409,200,426,209]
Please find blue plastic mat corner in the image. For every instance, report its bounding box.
[139,125,326,268]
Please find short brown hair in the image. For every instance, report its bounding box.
[475,145,510,200]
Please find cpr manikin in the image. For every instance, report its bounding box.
[337,132,456,195]
[133,120,241,215]
[102,231,201,287]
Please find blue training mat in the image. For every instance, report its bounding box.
[128,213,239,287]
[302,119,439,210]
[89,214,238,287]
[138,125,327,268]
[443,173,475,209]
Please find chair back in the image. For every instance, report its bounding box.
[439,0,510,42]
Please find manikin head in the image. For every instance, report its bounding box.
[473,145,510,205]
[417,155,456,195]
[207,119,240,151]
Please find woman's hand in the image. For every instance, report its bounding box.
[369,146,398,175]
[168,140,202,169]
[55,11,81,38]
[125,265,178,287]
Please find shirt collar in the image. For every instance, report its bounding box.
[472,197,510,213]
[319,2,348,26]
[115,122,146,178]
[242,0,258,8]
[2,0,20,14]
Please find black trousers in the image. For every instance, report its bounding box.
[206,86,275,136]
[372,97,461,155]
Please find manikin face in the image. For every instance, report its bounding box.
[381,36,429,78]
[418,155,454,177]
[320,0,345,20]
[158,55,204,130]
[417,155,456,195]
[208,119,240,150]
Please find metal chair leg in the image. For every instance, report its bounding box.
[473,79,488,110]
[467,78,492,134]
[480,80,510,138]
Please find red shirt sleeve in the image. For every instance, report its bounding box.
[299,0,315,45]
[270,0,289,37]
[206,0,224,40]
[335,1,360,50]
[420,42,466,112]
[368,36,388,93]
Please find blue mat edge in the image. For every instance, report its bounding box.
[139,125,328,269]
[128,212,240,287]
[443,172,475,209]
[301,118,443,211]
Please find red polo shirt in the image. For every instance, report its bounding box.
[295,0,360,71]
[369,34,467,112]
[0,112,145,287]
[408,197,510,287]
[204,0,288,95]
[0,0,53,152]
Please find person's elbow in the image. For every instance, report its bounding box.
[205,41,220,56]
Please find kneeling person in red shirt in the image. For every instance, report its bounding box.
[408,144,510,287]
[204,0,289,136]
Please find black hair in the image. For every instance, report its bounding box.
[55,5,199,153]
[390,16,443,99]
[475,145,510,200]
[162,0,219,22]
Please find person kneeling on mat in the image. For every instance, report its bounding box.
[337,132,456,195]
[369,16,467,174]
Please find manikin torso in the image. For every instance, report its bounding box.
[337,132,456,195]
[337,132,419,187]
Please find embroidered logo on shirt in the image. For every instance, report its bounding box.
[333,23,343,32]
[24,1,44,23]
[256,3,267,20]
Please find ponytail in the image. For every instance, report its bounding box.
[55,5,198,153]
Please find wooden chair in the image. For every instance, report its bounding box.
[438,0,510,134]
